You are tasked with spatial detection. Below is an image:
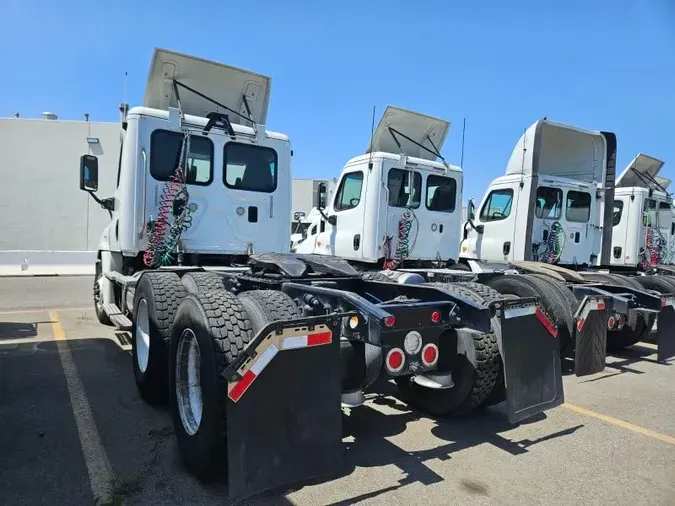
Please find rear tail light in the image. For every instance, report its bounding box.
[430,310,441,323]
[384,315,396,327]
[618,314,626,327]
[607,316,616,329]
[421,343,439,367]
[386,348,405,372]
[403,331,422,355]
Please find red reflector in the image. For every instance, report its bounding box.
[430,310,441,323]
[422,344,438,365]
[597,299,605,310]
[576,318,585,332]
[307,330,332,346]
[535,307,558,338]
[387,349,404,370]
[384,315,396,327]
[229,369,256,402]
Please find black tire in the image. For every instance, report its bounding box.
[452,282,509,408]
[583,273,652,351]
[237,290,301,329]
[93,261,112,326]
[487,274,574,352]
[181,271,226,294]
[131,271,187,405]
[395,282,500,416]
[169,291,253,482]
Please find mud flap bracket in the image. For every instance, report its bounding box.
[222,314,347,502]
[497,298,564,424]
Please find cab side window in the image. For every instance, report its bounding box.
[535,186,562,220]
[334,171,364,211]
[612,201,624,227]
[479,189,513,222]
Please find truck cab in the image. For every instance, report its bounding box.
[461,119,614,267]
[295,106,463,267]
[611,154,674,268]
[79,48,293,312]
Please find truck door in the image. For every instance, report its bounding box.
[329,170,367,259]
[561,188,596,265]
[472,184,518,261]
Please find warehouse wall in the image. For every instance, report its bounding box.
[0,117,121,252]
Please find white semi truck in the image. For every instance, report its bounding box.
[295,111,675,390]
[460,119,675,362]
[79,49,564,501]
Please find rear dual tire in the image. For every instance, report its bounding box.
[395,282,501,416]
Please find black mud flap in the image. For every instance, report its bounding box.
[655,299,675,363]
[222,315,346,503]
[573,296,608,377]
[497,298,564,424]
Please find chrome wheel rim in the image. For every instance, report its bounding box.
[176,328,203,436]
[135,298,150,373]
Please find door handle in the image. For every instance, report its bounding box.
[503,242,511,255]
[353,234,360,251]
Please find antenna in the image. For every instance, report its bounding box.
[123,71,128,106]
[460,118,466,167]
[368,105,375,170]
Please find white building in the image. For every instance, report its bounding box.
[0,114,335,274]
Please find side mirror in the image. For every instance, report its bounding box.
[314,182,327,209]
[467,199,476,221]
[294,211,306,221]
[80,154,99,192]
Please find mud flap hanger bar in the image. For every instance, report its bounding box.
[571,284,662,314]
[221,313,354,382]
[358,280,495,333]
[282,281,494,338]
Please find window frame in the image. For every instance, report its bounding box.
[425,174,457,213]
[223,141,278,193]
[565,190,592,223]
[333,171,365,212]
[387,168,422,209]
[612,200,624,227]
[149,129,214,186]
[479,188,514,222]
[535,186,563,220]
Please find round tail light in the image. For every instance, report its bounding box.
[430,310,441,323]
[421,343,438,367]
[386,348,405,372]
[384,315,396,327]
[607,316,616,329]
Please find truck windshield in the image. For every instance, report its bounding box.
[223,142,278,193]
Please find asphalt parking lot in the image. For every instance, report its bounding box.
[1,276,674,506]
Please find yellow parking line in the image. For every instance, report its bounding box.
[563,402,675,446]
[49,310,114,503]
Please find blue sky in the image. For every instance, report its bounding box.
[1,0,673,203]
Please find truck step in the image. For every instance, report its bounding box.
[103,303,132,330]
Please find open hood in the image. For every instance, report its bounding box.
[615,153,665,189]
[504,119,608,184]
[143,48,271,125]
[366,105,450,161]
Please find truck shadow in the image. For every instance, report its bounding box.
[0,321,54,339]
[329,380,583,504]
[0,337,583,506]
